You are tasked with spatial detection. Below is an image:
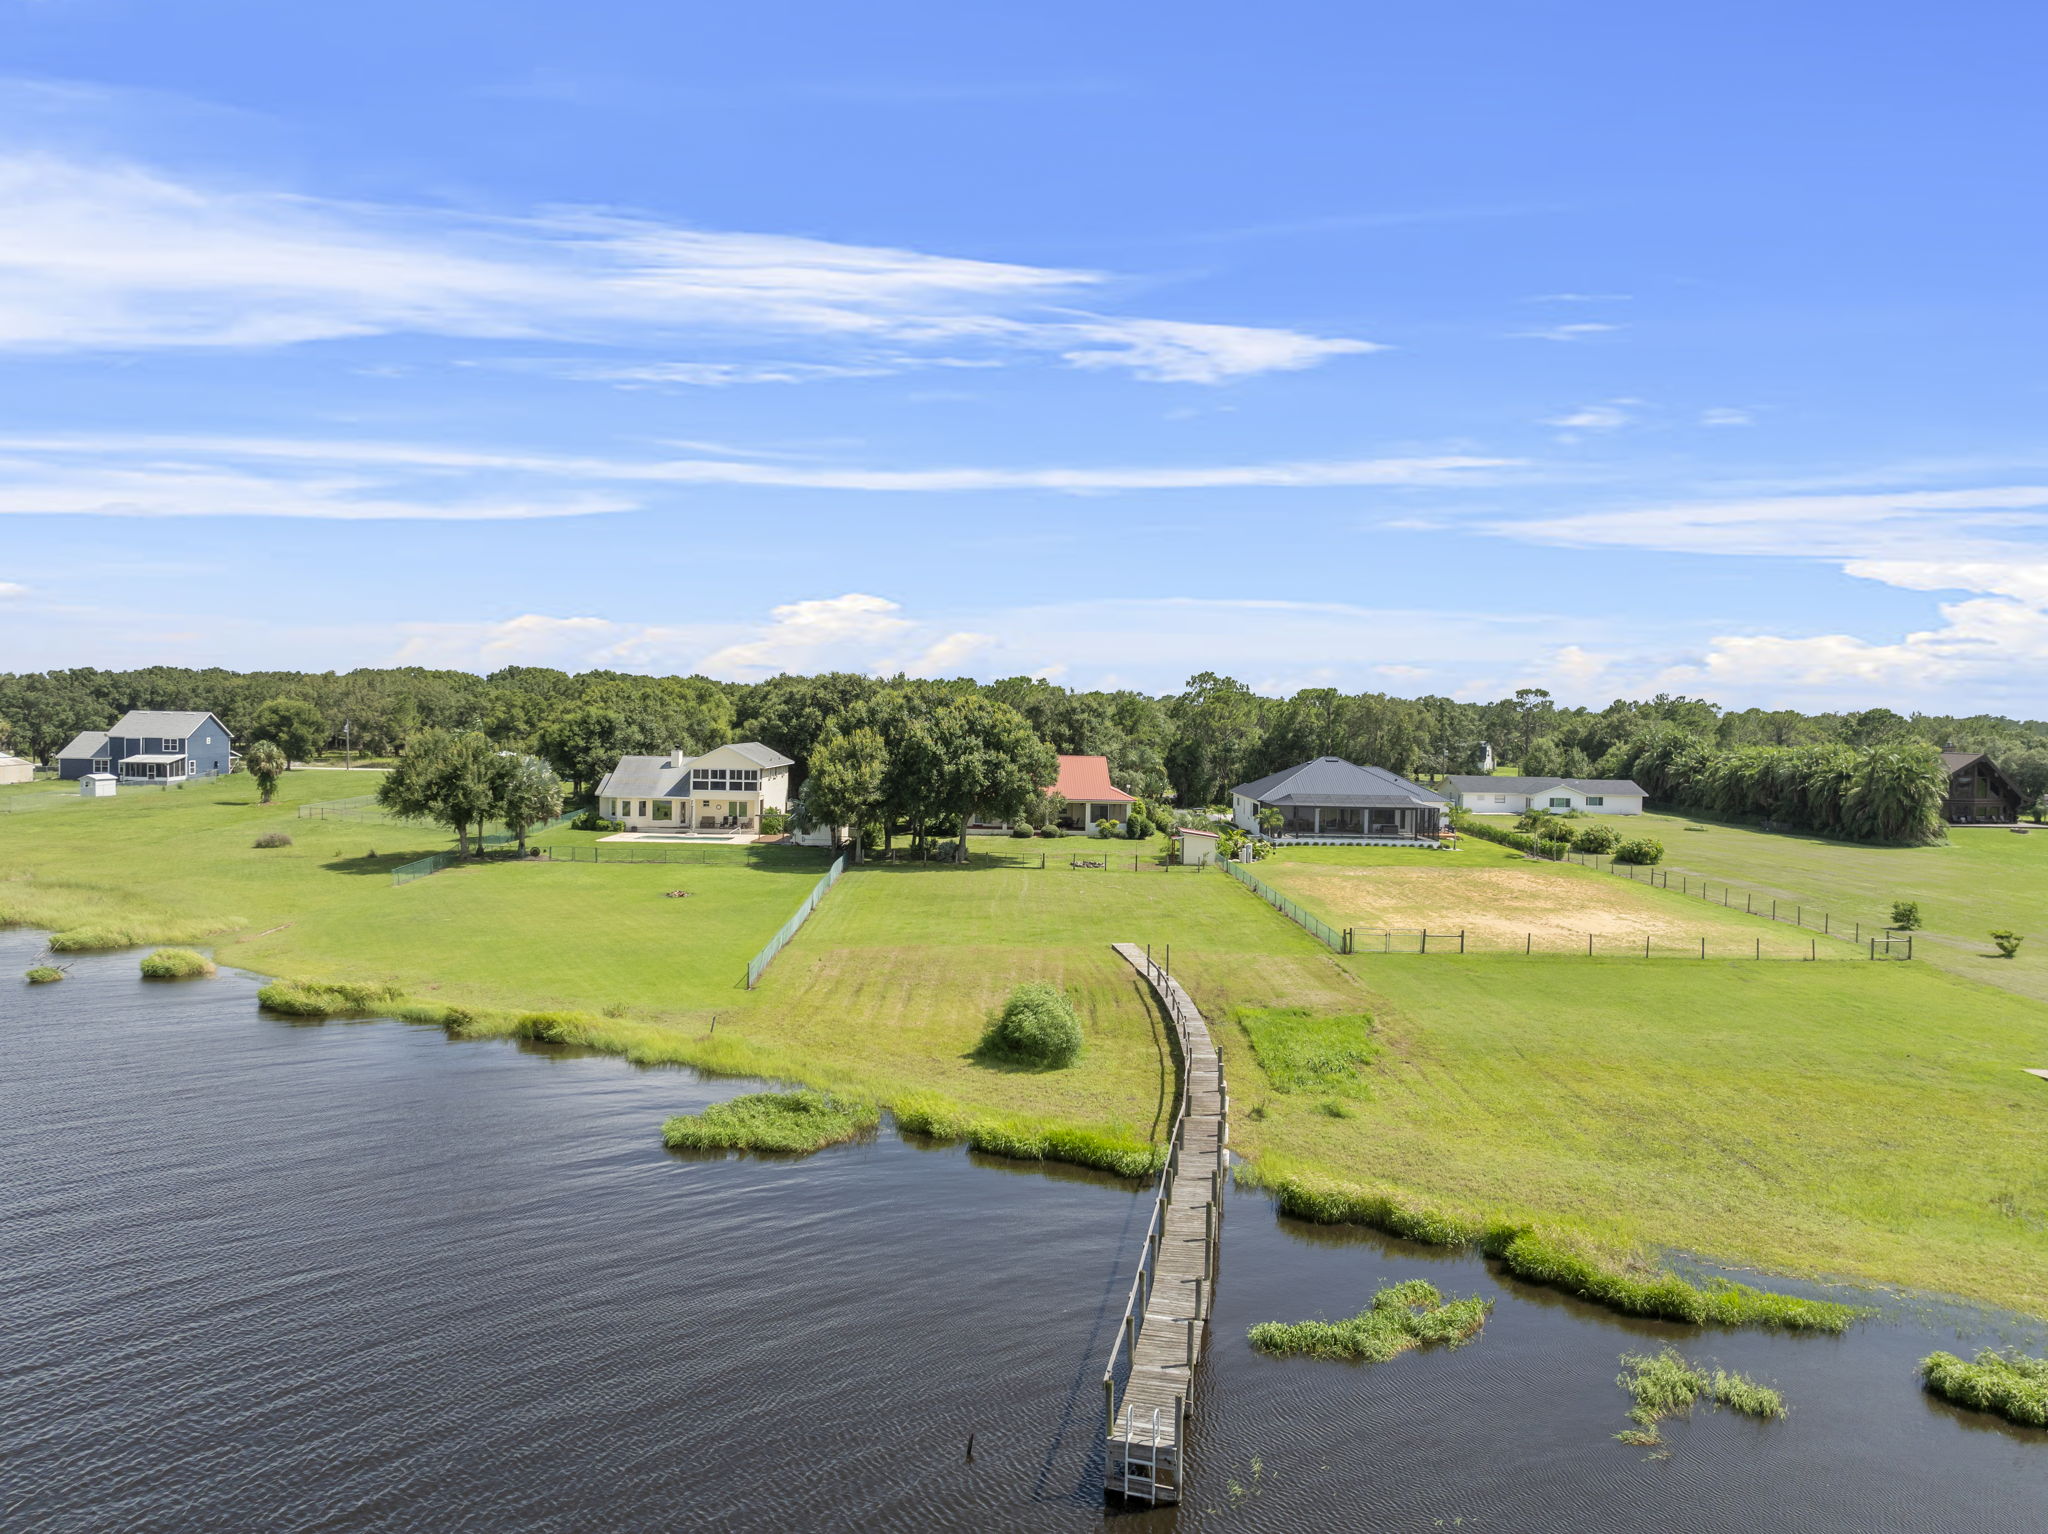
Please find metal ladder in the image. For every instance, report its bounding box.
[1117,1405,1167,1502]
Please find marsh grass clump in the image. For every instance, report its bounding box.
[257,978,403,1016]
[891,1091,1165,1178]
[1920,1349,2048,1428]
[1614,1348,1787,1445]
[510,1011,585,1044]
[1232,1005,1377,1098]
[1249,1279,1493,1362]
[140,948,216,979]
[977,981,1083,1068]
[661,1090,879,1155]
[1244,1167,1868,1333]
[25,966,66,983]
[252,832,294,849]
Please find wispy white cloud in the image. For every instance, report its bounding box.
[1525,292,1633,304]
[0,433,1520,517]
[0,580,27,597]
[1512,321,1624,342]
[0,151,1376,383]
[1544,399,1640,437]
[1699,406,1754,427]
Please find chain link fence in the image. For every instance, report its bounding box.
[746,855,848,989]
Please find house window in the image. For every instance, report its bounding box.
[652,800,673,820]
[1585,796,1604,807]
[1494,794,1507,803]
[1549,797,1572,808]
[164,738,184,753]
[92,759,108,773]
[637,800,648,817]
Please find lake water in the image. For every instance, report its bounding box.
[3,929,2043,1531]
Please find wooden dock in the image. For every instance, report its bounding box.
[1100,943,1227,1506]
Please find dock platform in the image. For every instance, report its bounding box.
[1100,943,1227,1505]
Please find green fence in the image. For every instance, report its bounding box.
[746,855,847,989]
[389,813,579,885]
[1221,858,1348,952]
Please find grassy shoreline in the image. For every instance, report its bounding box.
[10,774,2048,1324]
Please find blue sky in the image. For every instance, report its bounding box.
[3,1,2046,710]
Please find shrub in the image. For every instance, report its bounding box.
[662,1090,879,1154]
[1009,826,1034,838]
[1990,929,2024,958]
[1571,823,1620,855]
[1034,825,1061,838]
[140,948,215,979]
[758,807,788,835]
[25,966,65,984]
[1920,1349,2048,1428]
[253,831,294,848]
[1249,1280,1493,1361]
[1091,817,1122,839]
[978,981,1083,1067]
[257,979,402,1016]
[1890,899,1921,930]
[1612,837,1665,865]
[1124,815,1148,840]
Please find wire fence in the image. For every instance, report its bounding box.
[297,794,387,821]
[1221,857,1348,952]
[1555,853,1887,945]
[1346,928,1913,961]
[388,813,579,885]
[746,855,848,989]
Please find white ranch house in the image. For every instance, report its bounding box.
[1443,775,1647,815]
[596,742,795,834]
[1232,757,1449,846]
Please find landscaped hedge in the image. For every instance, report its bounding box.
[1448,810,1570,860]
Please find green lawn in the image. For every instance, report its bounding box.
[1615,811,2048,1005]
[1232,954,2048,1318]
[0,770,832,1014]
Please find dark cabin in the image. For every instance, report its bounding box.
[1940,751,2025,824]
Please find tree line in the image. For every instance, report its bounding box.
[3,664,2043,841]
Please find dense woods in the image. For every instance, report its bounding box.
[3,665,2043,842]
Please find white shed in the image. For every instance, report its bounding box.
[80,772,118,798]
[1175,826,1221,865]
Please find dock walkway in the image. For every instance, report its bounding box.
[1100,943,1227,1505]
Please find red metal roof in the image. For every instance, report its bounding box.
[1052,754,1134,803]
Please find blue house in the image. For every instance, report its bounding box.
[56,710,234,783]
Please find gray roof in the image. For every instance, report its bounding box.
[109,709,224,737]
[597,755,690,799]
[56,730,109,760]
[1445,775,1646,796]
[595,742,792,799]
[1233,757,1445,808]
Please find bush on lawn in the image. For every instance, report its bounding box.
[978,981,1083,1068]
[1009,826,1035,838]
[253,831,294,848]
[1890,899,1921,930]
[140,948,216,979]
[1990,929,2024,958]
[1571,823,1620,855]
[1091,817,1122,839]
[1613,837,1665,865]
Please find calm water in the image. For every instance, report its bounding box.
[3,929,2043,1532]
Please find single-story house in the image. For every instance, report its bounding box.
[56,710,234,783]
[1050,754,1137,830]
[596,742,795,834]
[1941,751,2025,824]
[1443,775,1647,815]
[0,752,33,785]
[1231,757,1448,846]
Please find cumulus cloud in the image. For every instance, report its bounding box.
[0,151,1376,383]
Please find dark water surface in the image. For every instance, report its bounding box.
[3,930,2043,1532]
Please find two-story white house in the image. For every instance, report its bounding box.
[595,742,795,834]
[1443,775,1647,815]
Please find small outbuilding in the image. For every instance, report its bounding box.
[1174,826,1221,865]
[0,752,33,786]
[79,772,118,798]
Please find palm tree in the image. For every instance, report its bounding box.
[245,739,288,805]
[1844,743,1949,844]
